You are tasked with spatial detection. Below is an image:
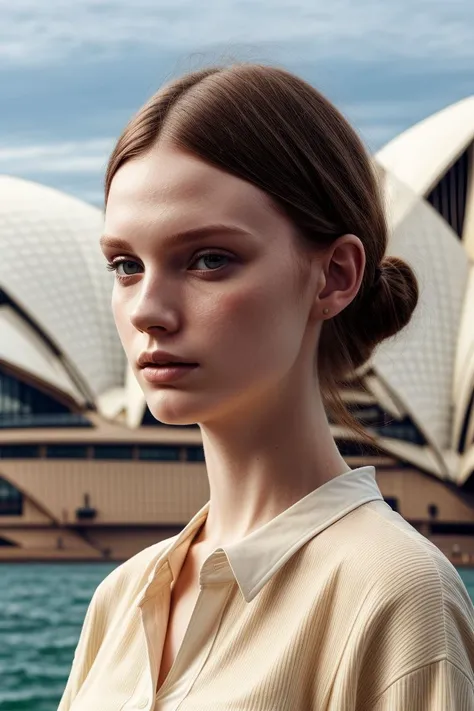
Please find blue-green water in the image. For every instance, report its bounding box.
[0,564,473,711]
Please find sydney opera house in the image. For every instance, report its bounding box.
[0,98,473,564]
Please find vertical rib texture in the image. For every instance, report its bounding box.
[58,499,474,711]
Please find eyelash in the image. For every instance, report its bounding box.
[105,251,233,282]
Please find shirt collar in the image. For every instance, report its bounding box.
[145,466,383,604]
[224,465,383,601]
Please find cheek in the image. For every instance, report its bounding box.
[203,280,296,358]
[111,291,133,347]
[205,284,268,333]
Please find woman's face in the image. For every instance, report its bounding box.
[102,142,321,426]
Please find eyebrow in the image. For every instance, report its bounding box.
[99,224,253,251]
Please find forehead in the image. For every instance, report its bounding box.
[104,142,282,239]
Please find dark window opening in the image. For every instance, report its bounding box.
[384,497,399,513]
[137,445,180,461]
[462,472,474,493]
[141,407,165,426]
[0,536,17,546]
[93,445,134,460]
[336,439,382,457]
[0,368,92,429]
[431,522,474,536]
[347,403,425,445]
[0,445,39,459]
[0,477,23,515]
[457,387,474,453]
[428,504,439,519]
[426,145,471,239]
[46,445,89,459]
[186,446,205,462]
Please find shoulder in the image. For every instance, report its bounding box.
[335,499,470,597]
[339,500,474,693]
[361,499,470,587]
[344,500,473,627]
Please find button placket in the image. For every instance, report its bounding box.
[138,568,173,710]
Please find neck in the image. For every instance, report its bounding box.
[196,379,349,549]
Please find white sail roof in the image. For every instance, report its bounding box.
[0,305,85,404]
[372,171,469,464]
[376,96,474,198]
[0,175,125,398]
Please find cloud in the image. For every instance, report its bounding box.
[0,99,419,187]
[341,98,436,151]
[0,138,113,175]
[1,0,474,66]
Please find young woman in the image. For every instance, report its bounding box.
[58,64,474,711]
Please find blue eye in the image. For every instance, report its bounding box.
[192,253,230,270]
[105,252,233,281]
[106,259,141,279]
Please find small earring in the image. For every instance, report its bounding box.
[322,307,329,316]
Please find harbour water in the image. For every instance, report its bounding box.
[0,563,473,710]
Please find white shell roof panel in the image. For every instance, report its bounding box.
[0,175,125,397]
[0,306,84,403]
[373,173,469,455]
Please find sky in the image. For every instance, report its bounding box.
[1,0,473,207]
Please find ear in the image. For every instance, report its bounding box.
[316,234,366,319]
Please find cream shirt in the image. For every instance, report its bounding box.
[58,466,474,710]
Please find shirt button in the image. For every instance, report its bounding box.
[137,698,149,709]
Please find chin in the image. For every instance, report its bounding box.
[145,386,244,428]
[146,406,198,427]
[145,391,206,427]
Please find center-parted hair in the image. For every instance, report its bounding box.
[105,63,419,432]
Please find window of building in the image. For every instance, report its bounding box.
[0,535,17,546]
[426,144,471,239]
[0,477,23,515]
[186,446,205,462]
[457,387,474,453]
[137,445,180,461]
[431,522,474,536]
[46,445,89,459]
[463,472,474,493]
[0,445,39,458]
[141,407,165,426]
[0,368,92,429]
[384,496,399,513]
[351,404,387,428]
[93,445,135,460]
[349,403,425,445]
[336,439,382,457]
[380,418,425,444]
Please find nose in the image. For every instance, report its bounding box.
[128,272,181,334]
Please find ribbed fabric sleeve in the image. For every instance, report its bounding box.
[372,659,474,710]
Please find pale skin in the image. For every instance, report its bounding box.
[102,140,366,692]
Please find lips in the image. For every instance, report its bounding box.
[140,362,199,384]
[149,362,191,366]
[142,361,198,368]
[136,350,198,369]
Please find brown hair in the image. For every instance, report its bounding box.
[105,63,418,436]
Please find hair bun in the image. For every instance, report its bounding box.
[320,255,419,381]
[365,255,419,342]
